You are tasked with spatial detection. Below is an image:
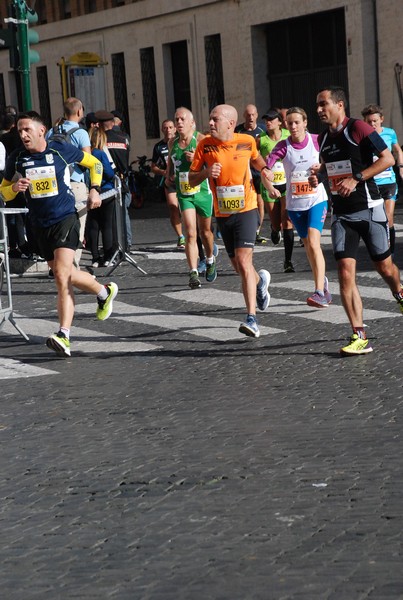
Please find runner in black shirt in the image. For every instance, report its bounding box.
[310,86,403,355]
[151,120,185,248]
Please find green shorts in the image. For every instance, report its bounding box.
[261,182,286,204]
[178,189,213,218]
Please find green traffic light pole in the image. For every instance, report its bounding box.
[13,0,33,111]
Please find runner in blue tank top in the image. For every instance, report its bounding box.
[361,103,403,256]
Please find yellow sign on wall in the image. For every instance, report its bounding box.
[58,53,108,105]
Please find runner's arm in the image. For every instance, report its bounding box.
[0,176,30,202]
[151,144,166,177]
[0,178,17,202]
[79,151,103,187]
[188,165,217,186]
[308,159,327,188]
[356,147,394,181]
[392,141,403,181]
[251,155,275,187]
[165,139,175,186]
[79,151,103,209]
[188,141,216,186]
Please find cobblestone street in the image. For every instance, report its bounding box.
[1,203,403,599]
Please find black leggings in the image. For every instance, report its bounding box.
[86,201,116,262]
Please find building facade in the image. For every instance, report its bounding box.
[0,0,402,159]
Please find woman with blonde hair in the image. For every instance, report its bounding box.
[86,127,116,267]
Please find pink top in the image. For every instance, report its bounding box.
[266,133,320,168]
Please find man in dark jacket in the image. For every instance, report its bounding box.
[95,110,132,251]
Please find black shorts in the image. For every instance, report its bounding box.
[252,174,261,194]
[216,209,260,258]
[378,183,397,201]
[331,205,391,262]
[32,213,80,261]
[164,181,176,194]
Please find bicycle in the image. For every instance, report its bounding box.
[128,155,161,208]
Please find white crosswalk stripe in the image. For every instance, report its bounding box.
[77,301,283,340]
[165,279,400,325]
[0,313,161,358]
[0,358,56,380]
[271,279,400,322]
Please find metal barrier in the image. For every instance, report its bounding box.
[0,207,30,341]
[102,175,147,277]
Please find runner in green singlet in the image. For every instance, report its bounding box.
[166,107,216,289]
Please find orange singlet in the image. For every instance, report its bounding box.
[191,133,258,218]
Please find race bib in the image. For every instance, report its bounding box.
[326,159,352,195]
[373,155,392,179]
[272,161,286,184]
[179,171,200,195]
[26,166,58,199]
[217,185,245,214]
[291,170,315,197]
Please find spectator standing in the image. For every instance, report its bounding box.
[95,110,132,252]
[0,112,30,257]
[86,127,117,268]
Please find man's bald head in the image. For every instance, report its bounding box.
[209,104,238,140]
[242,104,258,130]
[215,104,238,124]
[174,107,195,137]
[244,104,257,117]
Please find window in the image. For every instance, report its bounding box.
[112,52,130,136]
[170,41,191,110]
[204,34,225,111]
[59,0,71,19]
[266,8,348,129]
[140,47,159,138]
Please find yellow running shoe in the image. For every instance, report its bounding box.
[340,333,373,356]
[46,332,71,357]
[96,282,118,321]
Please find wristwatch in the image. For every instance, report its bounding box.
[352,172,364,182]
[90,185,101,193]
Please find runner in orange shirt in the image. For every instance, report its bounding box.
[189,104,272,338]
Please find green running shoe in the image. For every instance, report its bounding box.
[189,271,201,289]
[340,333,373,356]
[177,235,186,249]
[46,331,71,357]
[205,258,217,283]
[96,282,118,321]
[395,296,403,314]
